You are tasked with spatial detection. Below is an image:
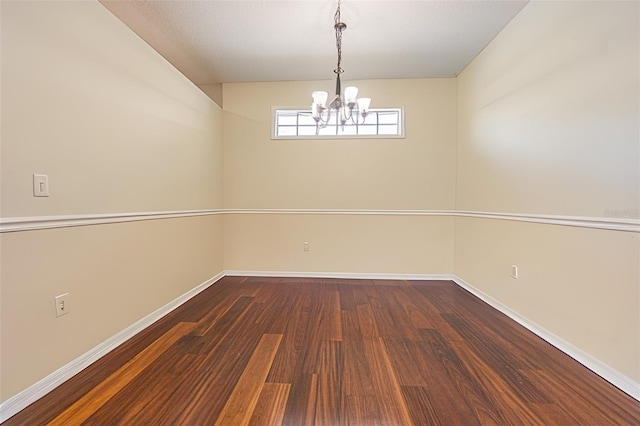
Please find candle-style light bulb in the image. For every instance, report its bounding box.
[357,97,371,115]
[312,91,328,109]
[344,86,358,107]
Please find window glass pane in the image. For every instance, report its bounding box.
[298,114,316,126]
[378,125,398,135]
[298,126,317,136]
[277,113,298,126]
[378,112,398,125]
[362,114,378,125]
[340,125,357,135]
[277,126,297,136]
[273,108,403,138]
[357,125,377,135]
[318,125,339,136]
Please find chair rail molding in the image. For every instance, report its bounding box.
[1,209,637,233]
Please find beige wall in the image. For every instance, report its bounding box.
[455,0,639,381]
[0,216,223,401]
[1,2,222,217]
[0,1,223,401]
[223,79,457,210]
[222,79,457,273]
[225,214,454,274]
[200,84,223,109]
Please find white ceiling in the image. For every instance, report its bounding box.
[100,0,529,85]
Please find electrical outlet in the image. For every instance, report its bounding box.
[511,265,518,279]
[55,293,70,317]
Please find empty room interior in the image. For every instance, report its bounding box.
[1,0,639,424]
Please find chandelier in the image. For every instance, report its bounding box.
[311,0,371,132]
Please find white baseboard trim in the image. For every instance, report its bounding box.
[451,275,640,402]
[223,269,455,282]
[2,270,637,422]
[0,271,225,423]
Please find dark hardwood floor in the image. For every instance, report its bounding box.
[4,276,639,425]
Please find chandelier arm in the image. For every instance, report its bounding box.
[315,107,332,128]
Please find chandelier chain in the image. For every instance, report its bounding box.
[334,0,344,75]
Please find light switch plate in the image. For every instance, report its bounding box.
[33,174,49,197]
[55,293,69,317]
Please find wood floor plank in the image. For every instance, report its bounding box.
[305,373,319,426]
[344,395,384,426]
[337,283,357,312]
[278,290,328,424]
[47,321,197,425]
[372,285,423,341]
[93,351,204,425]
[439,293,546,371]
[341,312,378,398]
[382,337,428,387]
[328,288,343,342]
[163,301,270,424]
[255,284,299,334]
[373,279,411,287]
[521,368,640,424]
[355,302,380,338]
[407,329,502,424]
[409,280,462,314]
[281,373,320,425]
[167,276,248,324]
[189,292,247,337]
[91,298,267,425]
[395,286,437,330]
[448,339,547,424]
[195,295,255,339]
[441,313,552,404]
[290,289,325,375]
[362,337,414,425]
[408,281,467,343]
[400,385,449,426]
[263,286,306,383]
[215,333,283,425]
[526,403,588,425]
[315,340,344,425]
[249,382,291,426]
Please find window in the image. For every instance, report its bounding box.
[272,107,404,139]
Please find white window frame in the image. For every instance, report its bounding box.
[271,106,405,140]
